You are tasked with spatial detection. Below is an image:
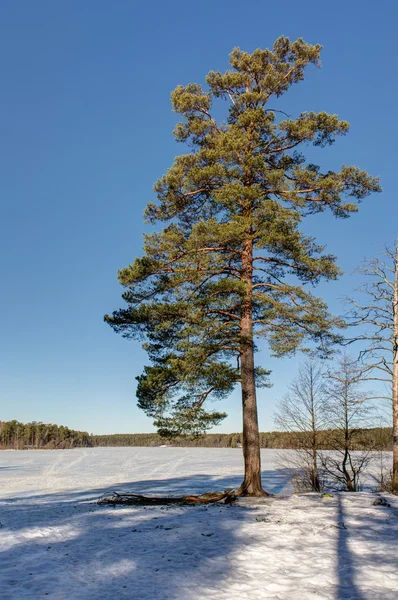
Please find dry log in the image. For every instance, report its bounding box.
[97,489,236,506]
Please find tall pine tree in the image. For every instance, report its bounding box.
[105,38,380,495]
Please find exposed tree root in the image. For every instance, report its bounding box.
[97,489,237,506]
[237,478,270,497]
[236,487,270,497]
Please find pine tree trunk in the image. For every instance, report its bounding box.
[392,246,398,491]
[238,239,268,496]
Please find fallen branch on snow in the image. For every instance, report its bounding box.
[97,489,236,506]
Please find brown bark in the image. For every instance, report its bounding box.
[238,239,269,496]
[392,246,398,491]
[98,489,236,506]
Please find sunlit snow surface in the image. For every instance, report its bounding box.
[0,447,397,599]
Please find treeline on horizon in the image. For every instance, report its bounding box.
[0,420,392,451]
[0,420,91,449]
[90,428,393,451]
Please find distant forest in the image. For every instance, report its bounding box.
[90,429,393,451]
[0,420,91,449]
[0,420,393,451]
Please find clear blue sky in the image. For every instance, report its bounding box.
[0,1,396,434]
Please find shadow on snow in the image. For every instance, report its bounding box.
[0,471,396,599]
[0,471,284,600]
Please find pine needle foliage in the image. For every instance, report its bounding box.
[105,37,380,494]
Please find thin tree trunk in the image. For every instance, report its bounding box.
[342,388,353,491]
[238,239,268,496]
[392,245,398,490]
[310,362,320,492]
[312,439,319,492]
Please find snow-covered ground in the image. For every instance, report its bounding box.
[0,447,397,599]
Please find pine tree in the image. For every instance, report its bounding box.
[105,37,380,495]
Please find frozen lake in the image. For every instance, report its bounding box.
[0,446,391,499]
[0,448,397,599]
[0,447,293,499]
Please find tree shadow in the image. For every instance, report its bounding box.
[334,493,398,600]
[335,494,365,600]
[0,471,282,600]
[0,466,25,470]
[1,469,396,599]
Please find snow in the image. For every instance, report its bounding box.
[0,447,397,599]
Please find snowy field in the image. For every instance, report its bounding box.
[0,447,397,600]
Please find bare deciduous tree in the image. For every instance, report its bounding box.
[346,244,398,490]
[274,358,327,492]
[321,355,375,492]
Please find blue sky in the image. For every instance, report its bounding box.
[0,1,396,434]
